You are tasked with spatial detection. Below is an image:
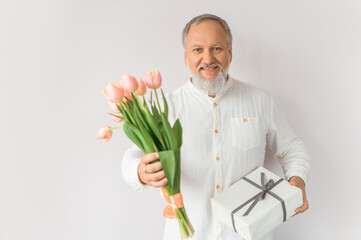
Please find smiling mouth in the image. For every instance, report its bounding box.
[201,66,218,70]
[198,65,220,72]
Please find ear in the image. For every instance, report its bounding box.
[184,50,188,66]
[229,45,233,63]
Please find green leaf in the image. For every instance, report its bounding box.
[158,150,180,194]
[140,99,166,149]
[134,115,157,153]
[151,103,161,122]
[143,105,166,150]
[132,95,164,152]
[172,119,183,149]
[123,122,145,153]
[124,96,133,106]
[120,107,133,125]
[160,125,171,150]
[142,96,146,106]
[161,88,168,118]
[132,94,146,116]
[121,102,136,126]
[161,113,178,151]
[130,100,158,153]
[108,113,125,120]
[116,103,123,114]
[132,94,151,133]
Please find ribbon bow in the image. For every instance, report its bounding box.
[242,172,275,216]
[160,187,184,219]
[231,172,287,233]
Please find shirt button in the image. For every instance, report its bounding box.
[243,118,248,122]
[215,129,219,134]
[216,185,221,189]
[213,103,217,107]
[216,156,220,161]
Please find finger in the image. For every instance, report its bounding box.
[147,161,163,173]
[138,163,149,185]
[289,180,297,186]
[295,207,304,213]
[295,201,309,213]
[141,152,159,165]
[147,170,166,182]
[149,177,168,188]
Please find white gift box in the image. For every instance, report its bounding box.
[211,167,303,240]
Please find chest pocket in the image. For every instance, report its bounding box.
[231,117,261,150]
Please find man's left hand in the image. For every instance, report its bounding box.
[289,176,309,214]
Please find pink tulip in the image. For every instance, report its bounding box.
[110,115,123,122]
[108,102,124,122]
[103,83,124,103]
[144,70,162,89]
[121,74,138,93]
[108,102,121,114]
[96,126,113,142]
[135,78,147,96]
[123,90,132,103]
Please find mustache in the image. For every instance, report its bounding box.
[197,63,222,71]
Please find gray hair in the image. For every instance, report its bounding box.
[182,14,233,47]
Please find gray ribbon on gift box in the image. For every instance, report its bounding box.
[231,172,287,233]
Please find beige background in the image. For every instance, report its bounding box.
[1,0,360,239]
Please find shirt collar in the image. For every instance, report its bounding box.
[185,76,234,101]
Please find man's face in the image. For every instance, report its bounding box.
[184,20,232,81]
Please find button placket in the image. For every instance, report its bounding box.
[212,100,222,194]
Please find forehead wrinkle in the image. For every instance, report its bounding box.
[190,44,202,48]
[190,42,227,48]
[212,43,226,47]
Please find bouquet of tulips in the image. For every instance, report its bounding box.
[96,71,194,239]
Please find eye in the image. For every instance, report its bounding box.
[213,47,222,51]
[193,48,202,52]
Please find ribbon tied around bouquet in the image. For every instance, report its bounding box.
[160,187,184,219]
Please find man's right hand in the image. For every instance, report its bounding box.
[137,152,168,188]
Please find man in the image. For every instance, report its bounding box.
[121,14,310,240]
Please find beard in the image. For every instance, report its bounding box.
[191,64,228,96]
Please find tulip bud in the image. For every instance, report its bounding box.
[110,115,123,122]
[104,83,124,103]
[121,74,138,93]
[123,90,132,103]
[96,126,113,142]
[135,78,147,96]
[145,70,162,89]
[108,102,121,115]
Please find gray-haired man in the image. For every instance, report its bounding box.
[122,14,310,240]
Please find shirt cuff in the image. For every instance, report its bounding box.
[121,145,151,192]
[284,170,309,184]
[128,158,150,192]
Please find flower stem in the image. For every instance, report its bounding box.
[109,126,123,131]
[176,209,186,239]
[174,207,194,239]
[154,89,162,113]
[120,101,137,127]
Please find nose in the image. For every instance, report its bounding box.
[203,49,214,65]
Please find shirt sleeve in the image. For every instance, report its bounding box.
[266,96,311,183]
[121,144,151,192]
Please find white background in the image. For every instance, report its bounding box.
[1,0,360,239]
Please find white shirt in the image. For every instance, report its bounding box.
[121,77,311,240]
